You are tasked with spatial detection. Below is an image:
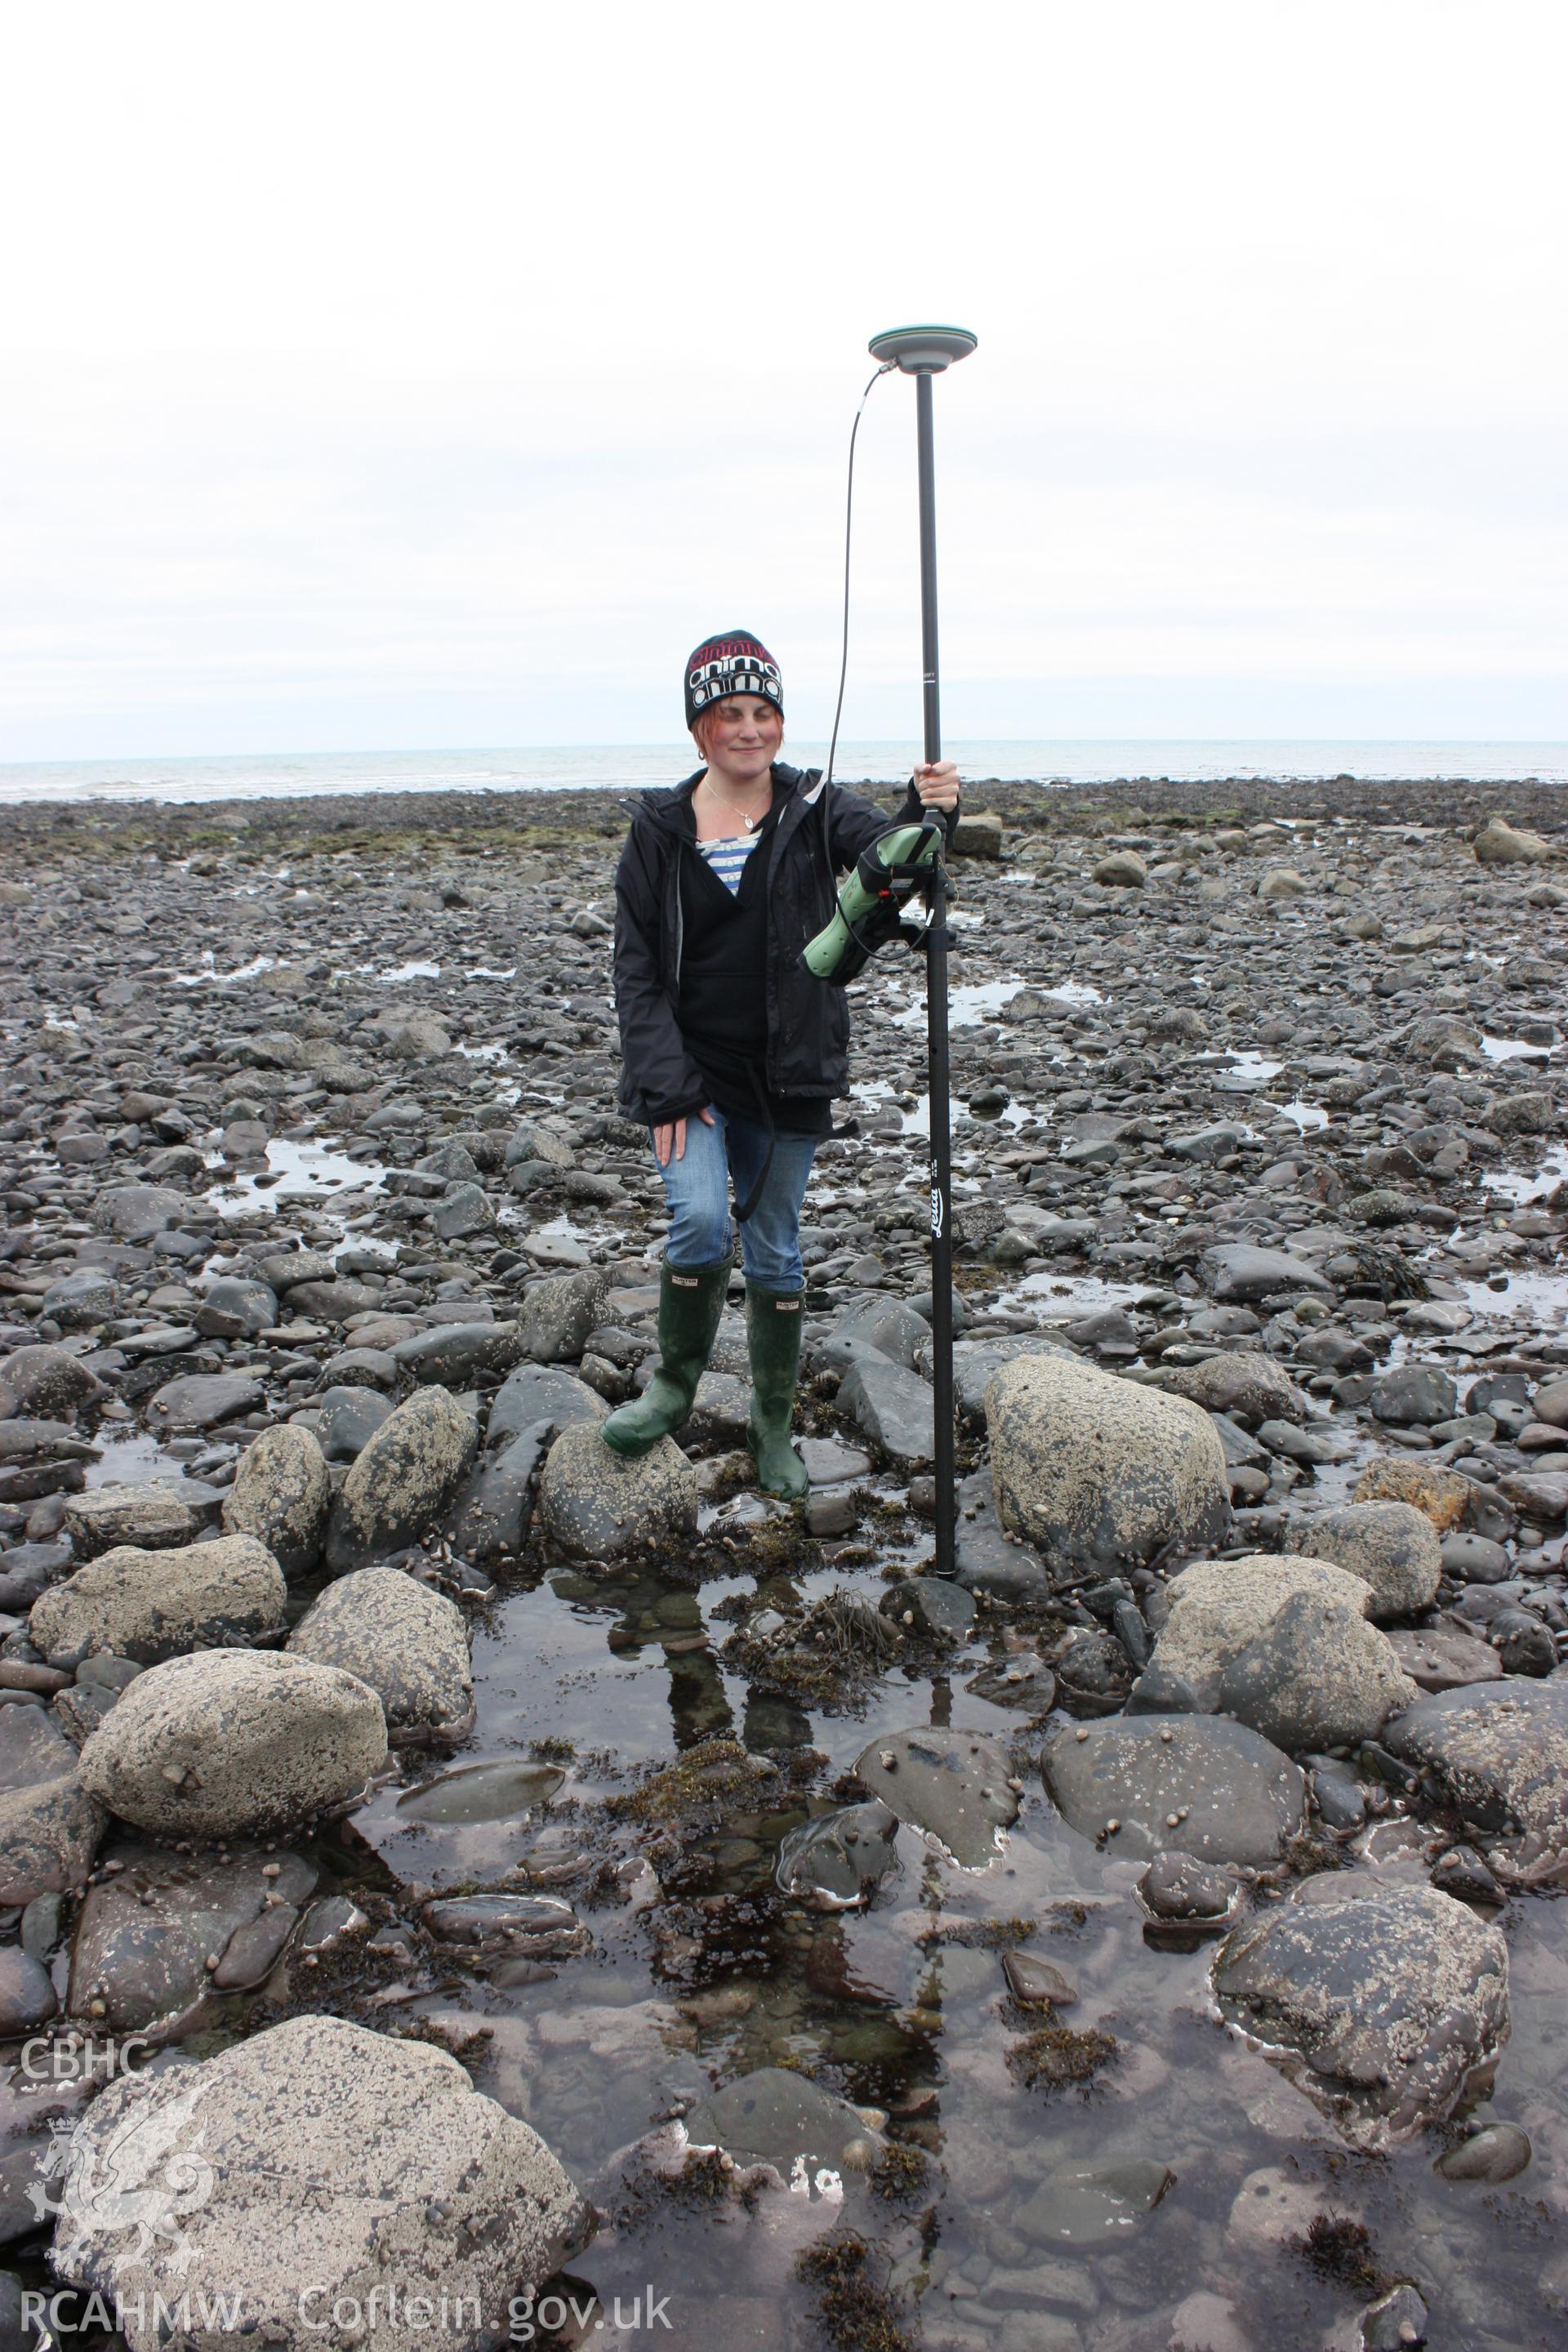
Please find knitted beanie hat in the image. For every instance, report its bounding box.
[684,630,783,731]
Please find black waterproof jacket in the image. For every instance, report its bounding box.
[612,763,956,1125]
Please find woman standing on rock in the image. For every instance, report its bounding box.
[601,629,960,1499]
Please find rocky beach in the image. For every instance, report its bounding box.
[0,769,1566,2351]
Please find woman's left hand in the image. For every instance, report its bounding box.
[914,760,960,810]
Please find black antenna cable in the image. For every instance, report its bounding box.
[815,360,895,903]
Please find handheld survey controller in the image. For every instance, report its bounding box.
[800,817,947,987]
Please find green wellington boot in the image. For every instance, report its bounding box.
[745,1282,809,1500]
[600,1259,729,1459]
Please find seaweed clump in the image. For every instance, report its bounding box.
[722,1588,900,1711]
[607,1738,781,1828]
[867,2142,931,2205]
[795,2234,915,2352]
[1006,2016,1119,2093]
[1290,2212,1387,2298]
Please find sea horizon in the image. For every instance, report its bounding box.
[2,736,1566,807]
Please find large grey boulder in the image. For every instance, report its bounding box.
[145,1372,265,1434]
[536,1421,697,1560]
[486,1361,606,1450]
[515,1268,610,1363]
[325,1387,478,1571]
[443,1426,549,1564]
[838,1356,935,1464]
[40,1267,118,1330]
[1213,1875,1509,2148]
[194,1277,278,1339]
[1044,1713,1305,1868]
[1474,815,1552,865]
[29,1534,287,1667]
[852,1728,1018,1866]
[817,1293,931,1374]
[505,1119,576,1173]
[0,1346,108,1419]
[1146,1553,1415,1749]
[63,1484,207,1556]
[985,1352,1230,1575]
[1200,1245,1333,1303]
[48,2014,590,2352]
[315,1385,395,1461]
[94,1183,186,1241]
[391,1321,528,1388]
[223,1423,332,1576]
[369,1006,452,1058]
[0,1704,105,1905]
[1162,1352,1312,1426]
[1382,1676,1568,1881]
[78,1649,388,1838]
[288,1566,473,1744]
[1290,1502,1442,1623]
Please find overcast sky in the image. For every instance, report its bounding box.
[2,1,1565,763]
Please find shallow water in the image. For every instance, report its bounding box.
[172,952,280,987]
[1456,1267,1568,1325]
[207,1136,387,1217]
[1200,1052,1286,1094]
[291,1535,1568,2352]
[1481,1036,1557,1065]
[1482,1144,1568,1206]
[994,1269,1146,1316]
[894,979,1029,1031]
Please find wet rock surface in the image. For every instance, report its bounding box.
[0,773,1565,2343]
[1044,1712,1306,1866]
[67,1838,318,2032]
[1213,1875,1510,2147]
[1382,1673,1568,1878]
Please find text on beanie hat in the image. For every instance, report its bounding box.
[684,630,783,732]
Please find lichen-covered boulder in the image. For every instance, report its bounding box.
[1382,1676,1568,1882]
[1290,1502,1442,1622]
[325,1387,478,1571]
[0,1345,108,1419]
[536,1421,697,1560]
[29,1534,287,1667]
[1213,1875,1508,2147]
[1162,1352,1312,1426]
[288,1566,473,1743]
[78,1649,387,1838]
[1145,1553,1415,1748]
[48,2015,590,2352]
[0,1704,105,1905]
[985,1352,1230,1575]
[223,1423,332,1575]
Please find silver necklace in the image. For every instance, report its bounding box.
[701,774,771,831]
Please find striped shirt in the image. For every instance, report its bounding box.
[697,831,760,894]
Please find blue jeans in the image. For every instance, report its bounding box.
[653,1109,817,1291]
